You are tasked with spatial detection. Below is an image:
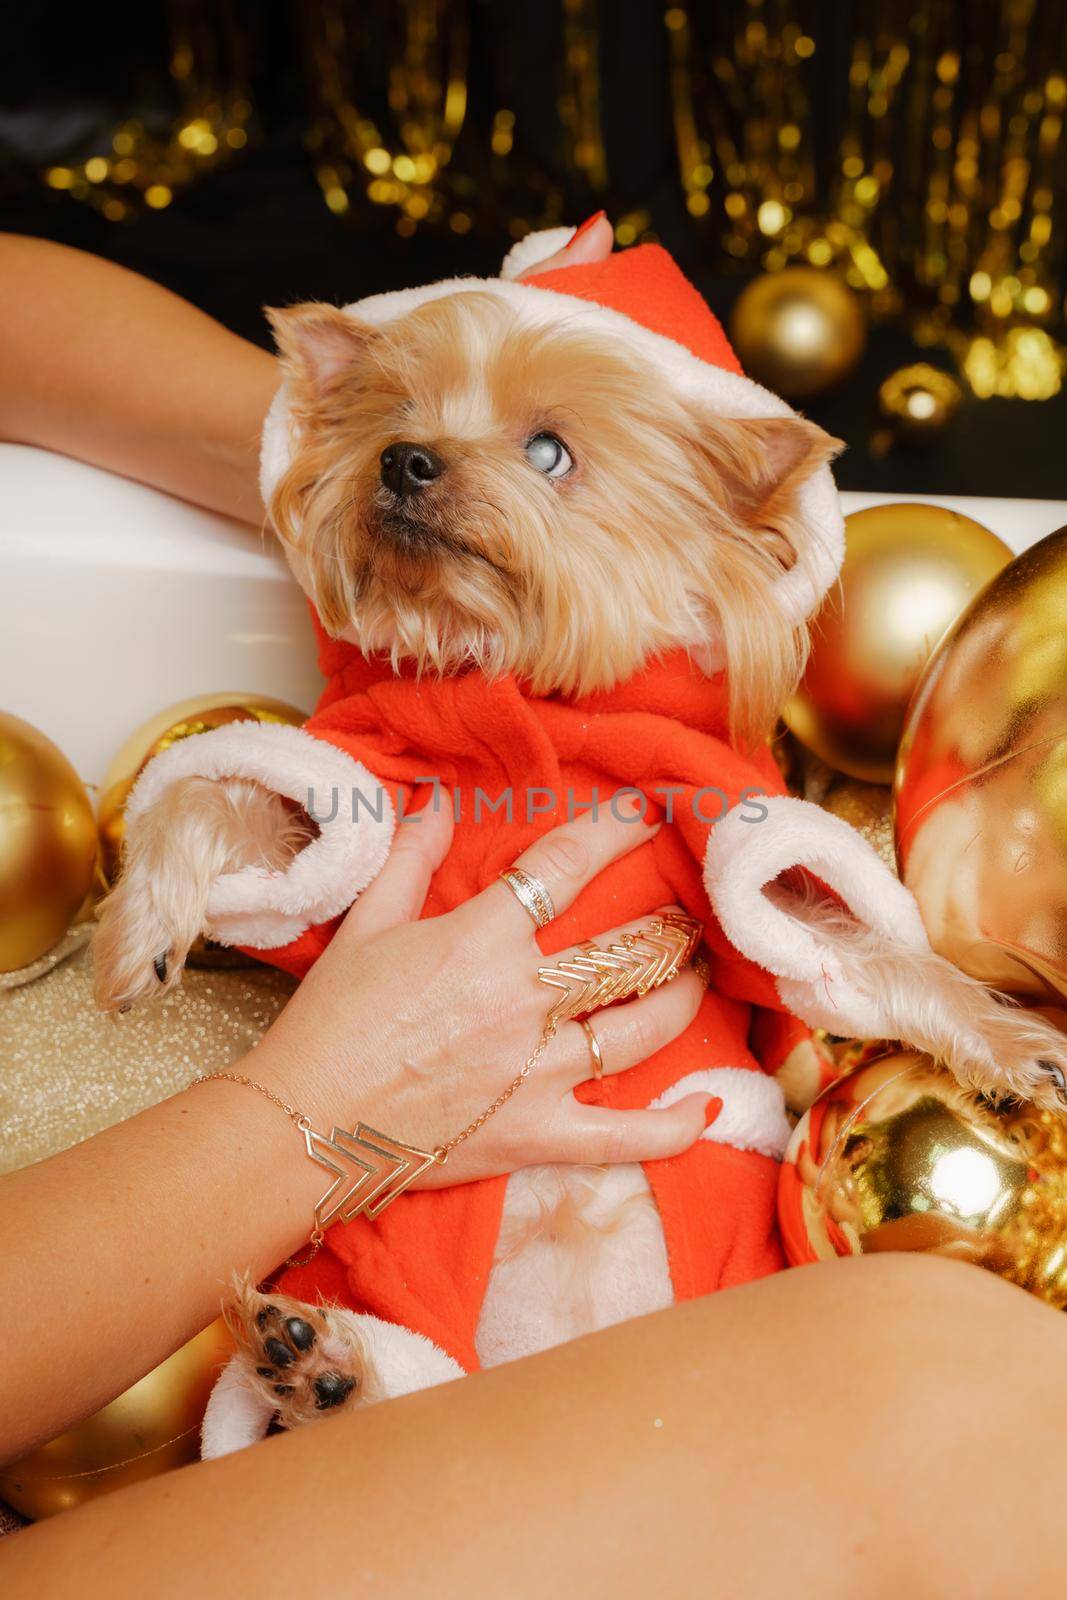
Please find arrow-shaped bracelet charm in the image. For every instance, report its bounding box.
[305,1123,440,1228]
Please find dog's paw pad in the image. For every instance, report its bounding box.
[313,1372,356,1410]
[264,1336,296,1368]
[285,1316,316,1351]
[241,1294,363,1426]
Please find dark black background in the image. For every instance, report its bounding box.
[2,0,1065,499]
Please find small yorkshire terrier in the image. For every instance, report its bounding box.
[94,284,833,1005]
[94,234,1067,1454]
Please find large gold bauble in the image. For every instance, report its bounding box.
[728,266,866,400]
[779,1046,1067,1307]
[784,504,1012,783]
[0,1318,233,1519]
[896,526,1067,1007]
[0,711,98,971]
[97,692,307,883]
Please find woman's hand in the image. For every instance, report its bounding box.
[252,797,714,1183]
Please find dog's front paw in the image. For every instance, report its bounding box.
[92,856,183,1012]
[228,1278,364,1429]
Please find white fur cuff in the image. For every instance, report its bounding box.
[125,721,395,948]
[704,796,929,1039]
[650,1068,792,1160]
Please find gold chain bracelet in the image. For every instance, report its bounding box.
[189,1017,558,1266]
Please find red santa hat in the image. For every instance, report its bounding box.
[259,228,845,629]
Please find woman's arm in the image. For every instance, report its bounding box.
[0,803,711,1463]
[0,234,277,524]
[0,217,616,527]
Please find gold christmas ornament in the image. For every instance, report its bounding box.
[97,693,307,883]
[728,267,866,400]
[821,780,896,873]
[0,1318,234,1519]
[0,712,98,972]
[784,503,1012,784]
[779,1046,1067,1307]
[896,527,1067,1008]
[877,363,963,444]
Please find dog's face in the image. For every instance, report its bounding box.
[268,290,838,740]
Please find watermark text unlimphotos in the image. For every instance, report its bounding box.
[305,778,769,826]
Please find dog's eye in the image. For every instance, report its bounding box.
[524,432,573,479]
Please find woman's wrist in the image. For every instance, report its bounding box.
[237,1026,373,1139]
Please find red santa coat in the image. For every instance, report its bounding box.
[261,621,804,1372]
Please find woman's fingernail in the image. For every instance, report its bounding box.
[703,1097,723,1129]
[571,210,607,243]
[617,790,646,818]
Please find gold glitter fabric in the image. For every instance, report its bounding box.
[820,779,897,873]
[0,950,295,1174]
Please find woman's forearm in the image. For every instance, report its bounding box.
[0,1047,328,1463]
[0,806,710,1463]
[0,234,277,524]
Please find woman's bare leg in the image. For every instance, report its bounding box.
[3,1255,1063,1599]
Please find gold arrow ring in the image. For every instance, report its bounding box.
[536,911,702,1026]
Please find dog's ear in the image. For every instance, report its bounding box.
[684,412,841,746]
[694,413,842,570]
[265,303,373,394]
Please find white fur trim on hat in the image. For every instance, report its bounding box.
[649,1067,792,1159]
[125,721,395,949]
[499,225,577,281]
[259,234,844,630]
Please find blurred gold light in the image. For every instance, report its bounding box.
[84,157,109,183]
[364,147,391,175]
[144,184,172,209]
[757,199,788,234]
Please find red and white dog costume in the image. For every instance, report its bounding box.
[122,235,1045,1454]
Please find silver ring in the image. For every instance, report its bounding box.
[498,866,556,929]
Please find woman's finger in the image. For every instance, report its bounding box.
[541,903,692,977]
[485,803,659,934]
[553,968,705,1084]
[336,790,454,944]
[518,212,614,278]
[561,1094,719,1165]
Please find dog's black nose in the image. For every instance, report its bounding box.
[380,441,445,497]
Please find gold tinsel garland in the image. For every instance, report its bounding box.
[38,1,1067,391]
[667,0,1067,396]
